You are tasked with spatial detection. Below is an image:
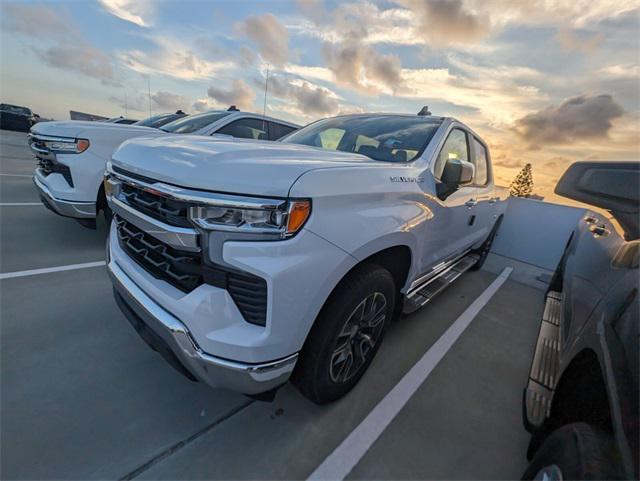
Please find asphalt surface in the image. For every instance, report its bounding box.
[0,129,543,480]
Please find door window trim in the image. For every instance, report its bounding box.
[433,127,473,189]
[469,136,490,187]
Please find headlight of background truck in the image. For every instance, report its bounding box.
[43,138,90,154]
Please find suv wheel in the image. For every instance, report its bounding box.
[522,423,622,480]
[293,265,395,404]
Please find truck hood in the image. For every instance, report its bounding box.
[111,135,379,197]
[31,120,156,139]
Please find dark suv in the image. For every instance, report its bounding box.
[0,103,38,132]
[523,161,639,479]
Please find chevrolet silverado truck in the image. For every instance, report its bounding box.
[29,110,299,228]
[105,112,507,404]
[523,161,639,480]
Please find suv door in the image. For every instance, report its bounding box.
[421,127,484,272]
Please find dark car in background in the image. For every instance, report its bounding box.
[0,103,38,132]
[523,161,639,480]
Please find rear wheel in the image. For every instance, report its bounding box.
[293,265,395,404]
[522,423,622,480]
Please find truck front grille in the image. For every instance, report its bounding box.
[119,182,192,228]
[115,215,268,325]
[115,216,202,292]
[37,159,73,187]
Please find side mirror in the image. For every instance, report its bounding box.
[437,159,475,200]
[556,161,639,240]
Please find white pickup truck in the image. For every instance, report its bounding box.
[29,110,299,228]
[105,112,508,403]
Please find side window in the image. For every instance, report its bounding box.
[471,138,489,185]
[434,129,469,180]
[268,122,296,140]
[318,128,345,150]
[216,118,268,140]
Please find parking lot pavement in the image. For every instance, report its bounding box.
[0,129,542,480]
[1,269,247,480]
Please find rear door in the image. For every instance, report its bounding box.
[468,135,498,242]
[268,122,297,140]
[213,117,268,140]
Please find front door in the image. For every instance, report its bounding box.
[419,127,483,274]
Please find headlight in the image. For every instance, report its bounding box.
[189,199,311,238]
[43,138,90,154]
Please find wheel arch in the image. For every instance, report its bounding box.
[549,348,613,432]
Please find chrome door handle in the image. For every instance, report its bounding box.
[488,196,500,204]
[465,199,478,207]
[583,215,599,224]
[589,224,610,237]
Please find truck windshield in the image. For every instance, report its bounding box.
[160,111,230,134]
[281,115,442,162]
[134,113,181,128]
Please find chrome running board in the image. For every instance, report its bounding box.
[403,252,480,314]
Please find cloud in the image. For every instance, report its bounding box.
[322,32,403,94]
[268,76,340,116]
[237,14,289,67]
[3,4,119,86]
[556,28,604,53]
[396,0,490,46]
[514,94,625,145]
[2,4,76,39]
[152,91,190,112]
[118,36,233,81]
[98,0,150,27]
[207,79,256,111]
[34,44,119,86]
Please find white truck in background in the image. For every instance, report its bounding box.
[105,111,508,404]
[29,110,299,228]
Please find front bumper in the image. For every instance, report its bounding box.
[108,259,298,395]
[33,175,96,219]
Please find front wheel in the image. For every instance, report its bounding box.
[292,265,395,404]
[522,423,622,480]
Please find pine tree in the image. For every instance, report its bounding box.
[510,163,534,197]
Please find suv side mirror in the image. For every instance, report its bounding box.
[555,161,639,240]
[437,159,475,200]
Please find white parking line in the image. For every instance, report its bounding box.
[308,267,513,481]
[0,203,42,206]
[0,261,106,280]
[0,173,32,177]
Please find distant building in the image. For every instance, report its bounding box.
[69,110,108,121]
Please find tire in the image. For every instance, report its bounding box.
[292,265,395,404]
[471,215,503,271]
[522,423,623,480]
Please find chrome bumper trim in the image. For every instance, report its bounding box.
[108,259,297,394]
[33,175,96,218]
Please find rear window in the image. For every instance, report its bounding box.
[0,104,30,115]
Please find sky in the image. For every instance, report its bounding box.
[1,0,638,201]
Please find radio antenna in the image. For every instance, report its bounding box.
[262,64,269,117]
[147,77,152,119]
